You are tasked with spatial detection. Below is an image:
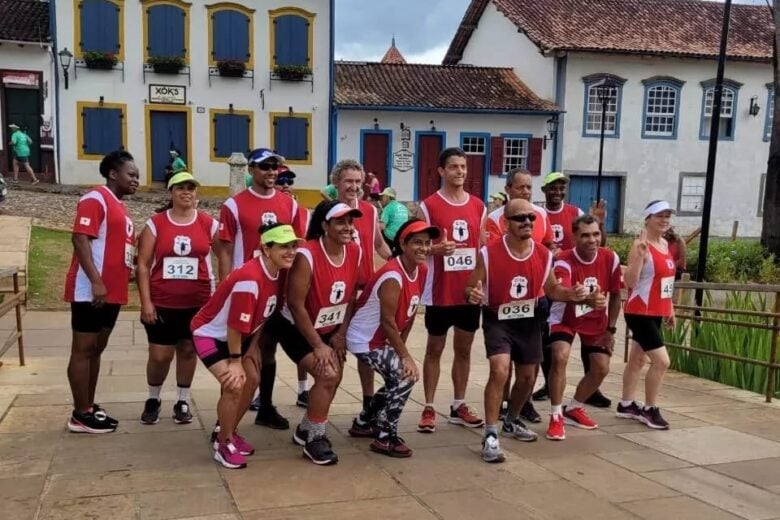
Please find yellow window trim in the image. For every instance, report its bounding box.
[144,104,193,186]
[141,0,191,64]
[269,111,312,166]
[76,101,128,161]
[268,6,315,71]
[73,0,125,61]
[209,108,254,163]
[206,3,255,68]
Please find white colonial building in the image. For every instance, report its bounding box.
[444,0,774,236]
[53,0,332,198]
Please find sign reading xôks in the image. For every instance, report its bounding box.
[149,84,186,105]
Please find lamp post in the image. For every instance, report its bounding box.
[593,77,619,203]
[542,116,559,150]
[58,48,73,90]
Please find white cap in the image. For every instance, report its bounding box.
[643,200,674,218]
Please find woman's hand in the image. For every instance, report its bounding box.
[140,302,157,325]
[330,333,347,365]
[219,359,246,391]
[401,355,419,382]
[313,345,338,377]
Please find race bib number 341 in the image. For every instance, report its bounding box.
[162,257,198,280]
[444,248,476,272]
[497,300,535,320]
[314,303,347,329]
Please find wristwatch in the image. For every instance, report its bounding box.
[606,326,617,334]
[228,353,242,359]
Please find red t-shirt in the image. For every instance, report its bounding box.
[486,204,553,246]
[420,191,485,306]
[218,188,297,270]
[293,206,310,239]
[191,257,279,341]
[281,238,362,335]
[346,257,427,352]
[352,199,379,287]
[624,243,676,317]
[146,210,218,308]
[64,186,135,304]
[549,247,622,336]
[546,203,584,250]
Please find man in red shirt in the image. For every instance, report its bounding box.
[64,150,139,434]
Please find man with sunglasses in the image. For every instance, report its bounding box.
[465,199,600,463]
[216,147,298,430]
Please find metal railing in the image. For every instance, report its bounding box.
[0,267,26,367]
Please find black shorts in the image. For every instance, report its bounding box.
[70,302,121,333]
[424,304,481,336]
[13,154,29,164]
[276,315,336,365]
[482,308,543,364]
[548,332,612,358]
[142,307,199,346]
[625,314,664,352]
[193,335,253,369]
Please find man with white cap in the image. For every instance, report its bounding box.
[8,124,39,184]
[378,187,409,248]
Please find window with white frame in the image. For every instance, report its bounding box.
[586,85,618,135]
[702,87,736,139]
[678,173,706,215]
[644,85,678,137]
[462,136,486,154]
[503,137,528,172]
[759,173,767,216]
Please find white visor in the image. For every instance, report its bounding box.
[325,202,362,220]
[643,200,674,219]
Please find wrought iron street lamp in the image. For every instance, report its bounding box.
[58,48,73,90]
[542,116,559,150]
[593,77,619,203]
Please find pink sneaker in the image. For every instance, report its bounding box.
[213,439,247,469]
[231,431,255,456]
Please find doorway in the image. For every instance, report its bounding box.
[148,108,189,183]
[415,132,444,200]
[568,175,623,233]
[4,87,41,172]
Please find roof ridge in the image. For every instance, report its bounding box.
[336,60,514,71]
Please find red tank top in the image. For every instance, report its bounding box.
[420,191,485,306]
[352,199,378,286]
[624,243,676,317]
[481,237,552,315]
[147,210,217,308]
[546,203,583,250]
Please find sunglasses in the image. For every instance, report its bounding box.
[251,162,279,171]
[507,213,537,223]
[276,178,294,186]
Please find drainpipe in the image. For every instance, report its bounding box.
[49,0,61,184]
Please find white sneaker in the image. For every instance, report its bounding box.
[482,433,506,463]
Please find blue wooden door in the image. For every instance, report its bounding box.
[150,110,187,182]
[568,175,622,233]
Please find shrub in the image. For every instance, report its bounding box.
[606,235,632,263]
[686,240,773,282]
[274,64,312,80]
[217,60,246,77]
[83,51,117,69]
[148,55,185,73]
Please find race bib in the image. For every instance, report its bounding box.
[314,303,347,329]
[443,248,476,272]
[252,249,261,259]
[575,303,594,318]
[124,243,135,269]
[497,300,535,321]
[660,276,675,299]
[163,257,198,280]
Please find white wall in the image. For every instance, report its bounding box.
[561,53,771,236]
[336,109,552,201]
[55,0,330,189]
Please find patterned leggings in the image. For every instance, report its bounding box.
[355,346,415,437]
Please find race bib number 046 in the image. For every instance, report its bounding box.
[162,257,198,280]
[498,300,535,320]
[314,303,347,329]
[660,276,675,299]
[444,248,476,272]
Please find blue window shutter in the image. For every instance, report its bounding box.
[214,114,250,157]
[82,108,100,154]
[103,108,123,152]
[213,10,248,62]
[148,5,185,57]
[274,116,289,157]
[82,108,122,155]
[275,117,307,160]
[230,12,249,62]
[81,0,119,54]
[214,114,231,157]
[275,15,308,66]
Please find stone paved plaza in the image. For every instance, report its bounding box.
[3,310,780,520]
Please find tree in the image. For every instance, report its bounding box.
[762,1,780,256]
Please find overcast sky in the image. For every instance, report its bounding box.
[334,0,769,64]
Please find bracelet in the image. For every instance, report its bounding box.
[228,353,242,359]
[607,326,617,334]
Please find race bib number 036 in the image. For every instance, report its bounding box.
[162,257,198,280]
[314,303,347,329]
[444,248,476,272]
[660,276,675,299]
[497,300,534,320]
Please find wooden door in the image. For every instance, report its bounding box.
[568,175,622,233]
[4,88,41,171]
[416,134,443,200]
[361,132,390,190]
[150,110,187,182]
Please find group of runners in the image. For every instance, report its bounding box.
[63,145,677,468]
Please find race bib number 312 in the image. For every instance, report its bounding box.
[162,257,198,280]
[444,248,476,272]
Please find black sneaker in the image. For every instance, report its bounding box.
[296,391,309,408]
[292,424,308,446]
[348,417,379,438]
[254,406,290,430]
[498,400,509,422]
[141,398,161,425]
[585,390,612,408]
[532,385,549,401]
[303,435,339,465]
[92,403,119,427]
[173,400,193,424]
[519,400,542,423]
[249,395,261,412]
[639,407,670,430]
[616,401,642,420]
[68,410,116,434]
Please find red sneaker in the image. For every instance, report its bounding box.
[563,406,598,430]
[546,414,566,441]
[417,406,436,433]
[448,404,484,428]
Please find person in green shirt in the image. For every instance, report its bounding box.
[320,183,338,201]
[9,124,39,184]
[169,149,187,173]
[379,187,409,247]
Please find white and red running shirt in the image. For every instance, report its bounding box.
[146,210,218,309]
[281,238,362,335]
[64,186,135,304]
[218,188,297,270]
[549,247,622,336]
[292,205,310,239]
[481,237,552,318]
[486,203,553,246]
[191,257,280,341]
[346,257,427,353]
[624,243,676,317]
[546,203,584,250]
[351,199,379,287]
[419,191,485,306]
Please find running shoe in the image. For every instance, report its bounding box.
[348,417,379,438]
[303,436,339,465]
[67,410,116,434]
[213,439,247,469]
[639,407,670,430]
[417,406,436,433]
[449,403,485,428]
[519,400,542,423]
[616,401,643,420]
[546,414,565,441]
[563,406,598,429]
[585,390,612,408]
[172,400,193,424]
[292,424,308,447]
[210,423,220,445]
[498,400,509,422]
[502,417,538,442]
[249,395,261,412]
[254,406,290,430]
[296,391,309,408]
[482,433,506,463]
[31,179,40,185]
[141,398,161,425]
[92,403,119,427]
[370,435,413,458]
[231,431,255,456]
[532,385,550,401]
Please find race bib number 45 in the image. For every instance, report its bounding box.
[660,276,675,299]
[444,248,476,272]
[314,303,347,329]
[497,300,534,320]
[163,257,198,280]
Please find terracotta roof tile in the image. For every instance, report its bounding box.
[0,0,50,43]
[381,42,407,64]
[335,61,558,112]
[444,0,773,64]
